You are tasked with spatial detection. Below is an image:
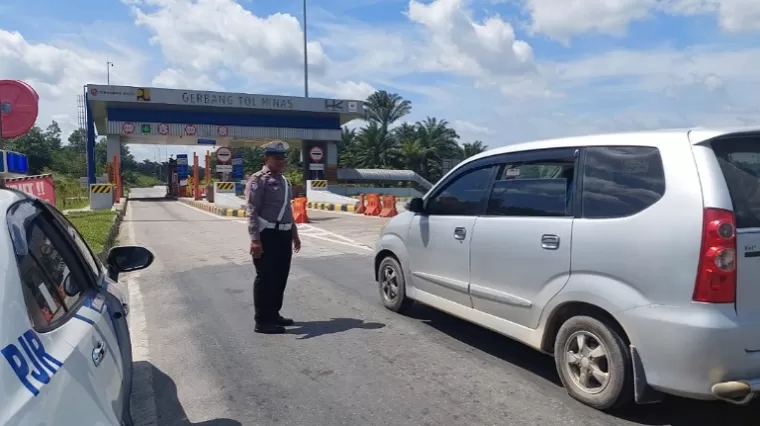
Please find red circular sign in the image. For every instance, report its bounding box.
[217,126,229,137]
[309,146,324,162]
[185,124,197,136]
[0,80,39,139]
[89,88,98,96]
[158,123,170,135]
[122,122,136,134]
[216,147,232,163]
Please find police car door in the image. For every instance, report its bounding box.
[1,200,122,425]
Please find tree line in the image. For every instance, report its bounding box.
[1,90,487,186]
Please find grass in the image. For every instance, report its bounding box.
[66,210,117,254]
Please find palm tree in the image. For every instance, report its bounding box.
[462,140,488,158]
[354,121,397,168]
[338,127,358,167]
[415,117,460,180]
[364,91,412,130]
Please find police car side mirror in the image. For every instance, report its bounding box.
[408,197,425,213]
[107,245,155,280]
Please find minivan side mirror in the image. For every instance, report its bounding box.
[408,197,424,213]
[107,245,155,281]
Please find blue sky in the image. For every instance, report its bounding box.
[1,0,760,161]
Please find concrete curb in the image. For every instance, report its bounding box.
[307,201,359,213]
[179,197,247,217]
[97,198,129,263]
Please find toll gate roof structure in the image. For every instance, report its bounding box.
[84,84,365,184]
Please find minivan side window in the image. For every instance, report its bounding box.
[486,159,575,217]
[581,146,666,219]
[7,201,91,330]
[426,166,497,216]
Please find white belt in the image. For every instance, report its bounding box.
[259,217,292,231]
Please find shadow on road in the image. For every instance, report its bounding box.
[287,317,385,340]
[138,361,242,426]
[405,303,759,426]
[306,216,338,222]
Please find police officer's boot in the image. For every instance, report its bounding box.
[255,323,286,334]
[275,315,294,326]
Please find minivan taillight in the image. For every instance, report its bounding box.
[693,208,737,303]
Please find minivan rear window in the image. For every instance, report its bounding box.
[711,136,760,228]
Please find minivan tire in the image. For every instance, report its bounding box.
[377,256,413,313]
[554,315,634,411]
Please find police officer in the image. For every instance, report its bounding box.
[247,140,302,334]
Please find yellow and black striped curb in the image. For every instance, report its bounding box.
[179,198,247,217]
[307,201,359,213]
[216,182,235,191]
[310,180,327,188]
[90,184,113,193]
[222,208,247,217]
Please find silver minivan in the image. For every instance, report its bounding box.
[374,127,760,411]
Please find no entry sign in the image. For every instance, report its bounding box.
[309,146,324,162]
[216,146,232,163]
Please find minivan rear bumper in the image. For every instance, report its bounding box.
[619,303,760,402]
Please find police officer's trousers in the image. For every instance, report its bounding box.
[252,228,293,324]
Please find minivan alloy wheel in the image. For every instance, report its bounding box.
[563,331,610,395]
[381,265,399,303]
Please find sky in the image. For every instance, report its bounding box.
[1,0,760,162]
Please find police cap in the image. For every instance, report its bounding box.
[263,140,289,156]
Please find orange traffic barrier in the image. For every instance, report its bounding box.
[364,193,381,216]
[356,194,366,214]
[292,197,310,223]
[379,195,398,217]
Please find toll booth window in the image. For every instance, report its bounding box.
[8,202,88,330]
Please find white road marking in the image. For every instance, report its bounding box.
[175,200,372,251]
[125,207,157,426]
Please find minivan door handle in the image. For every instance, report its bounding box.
[92,341,106,367]
[541,234,560,250]
[453,227,467,240]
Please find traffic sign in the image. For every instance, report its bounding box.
[216,146,232,163]
[216,164,232,173]
[309,146,324,162]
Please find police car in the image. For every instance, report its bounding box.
[0,187,154,425]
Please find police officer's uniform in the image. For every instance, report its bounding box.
[247,141,297,333]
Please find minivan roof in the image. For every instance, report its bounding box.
[465,125,760,166]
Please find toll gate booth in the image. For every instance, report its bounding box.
[83,85,365,193]
[166,158,178,197]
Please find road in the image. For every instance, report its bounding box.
[121,197,758,426]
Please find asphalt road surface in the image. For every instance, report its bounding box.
[122,198,758,426]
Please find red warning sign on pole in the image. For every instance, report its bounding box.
[4,174,56,205]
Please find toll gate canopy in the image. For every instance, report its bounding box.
[84,84,365,185]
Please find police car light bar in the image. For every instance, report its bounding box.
[0,150,29,179]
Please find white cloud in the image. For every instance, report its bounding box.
[152,68,223,90]
[408,0,534,77]
[524,0,760,42]
[127,0,329,88]
[0,29,146,141]
[524,0,655,43]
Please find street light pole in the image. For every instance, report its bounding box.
[303,0,309,98]
[107,59,114,85]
